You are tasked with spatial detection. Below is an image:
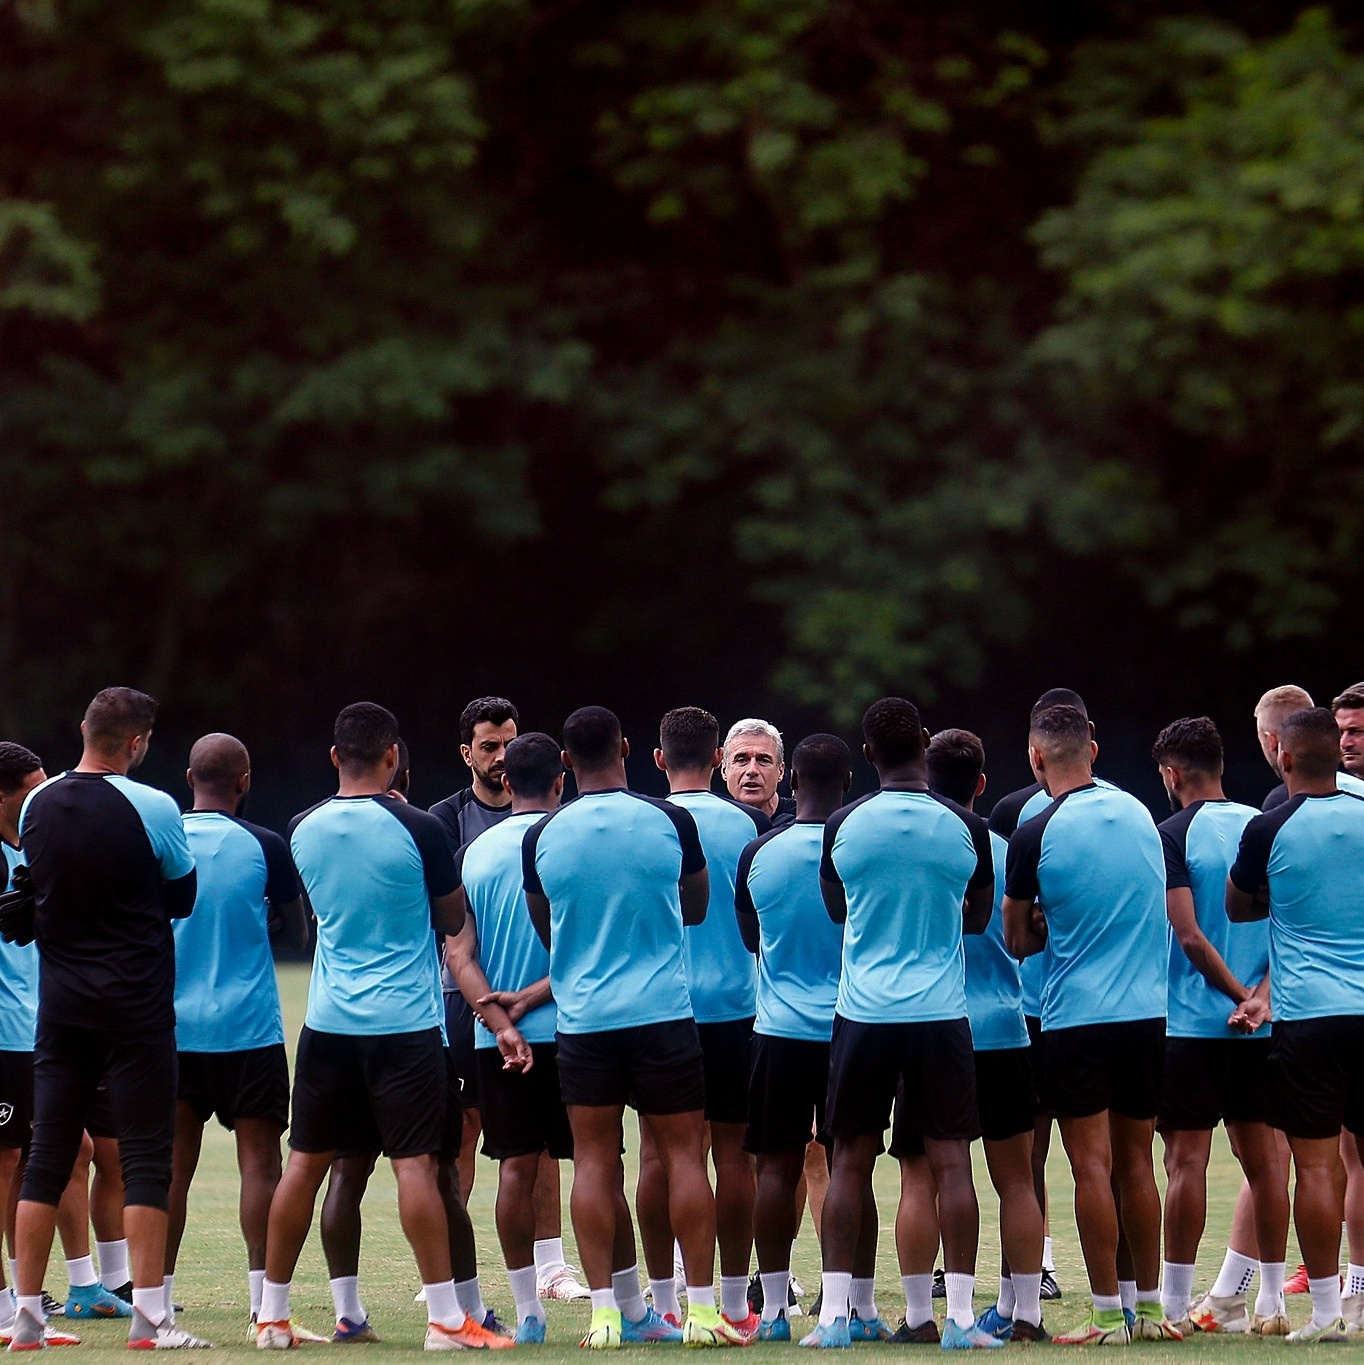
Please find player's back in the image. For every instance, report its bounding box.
[823,789,989,1025]
[1008,783,1165,1030]
[0,843,37,1051]
[523,789,698,1035]
[963,831,1027,1051]
[668,790,764,1024]
[740,822,842,1041]
[175,811,294,1052]
[289,795,448,1037]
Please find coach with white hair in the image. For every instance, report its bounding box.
[722,719,796,825]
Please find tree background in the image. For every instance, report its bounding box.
[4,0,1362,822]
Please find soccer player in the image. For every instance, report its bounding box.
[923,730,1047,1345]
[1002,704,1172,1344]
[814,698,997,1351]
[523,706,743,1349]
[1332,685,1364,786]
[735,734,849,1342]
[11,688,208,1350]
[165,734,310,1331]
[637,708,766,1338]
[1227,706,1364,1342]
[722,719,795,824]
[1150,717,1288,1335]
[257,702,511,1351]
[1256,684,1317,810]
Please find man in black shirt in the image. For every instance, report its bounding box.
[11,688,208,1350]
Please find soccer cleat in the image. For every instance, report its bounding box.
[1342,1293,1364,1333]
[941,1320,1005,1350]
[1122,1310,1135,1331]
[1251,1311,1291,1337]
[39,1294,63,1320]
[1286,1317,1350,1343]
[849,1312,894,1342]
[5,1310,48,1352]
[128,1316,212,1350]
[515,1317,547,1346]
[332,1318,381,1344]
[425,1317,516,1351]
[799,1318,852,1349]
[684,1306,748,1348]
[622,1307,683,1344]
[1011,1319,1050,1343]
[892,1318,941,1345]
[480,1310,511,1338]
[1129,1311,1181,1342]
[256,1319,298,1350]
[1051,1310,1130,1345]
[722,1311,761,1344]
[974,1306,1014,1341]
[1040,1272,1062,1303]
[41,1327,80,1349]
[757,1316,791,1343]
[292,1323,330,1344]
[66,1281,133,1320]
[539,1265,591,1302]
[580,1307,623,1351]
[1285,1265,1310,1295]
[932,1271,946,1300]
[1187,1290,1247,1334]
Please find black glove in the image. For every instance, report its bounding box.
[0,864,35,946]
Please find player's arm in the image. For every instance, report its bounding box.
[961,813,994,935]
[1002,813,1046,956]
[446,903,533,1072]
[480,977,552,1022]
[1167,886,1250,1004]
[1229,968,1272,1034]
[679,867,709,926]
[1226,811,1275,923]
[1002,895,1045,958]
[163,868,197,919]
[1225,878,1268,922]
[819,815,848,924]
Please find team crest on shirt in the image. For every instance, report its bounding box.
[0,1103,12,1125]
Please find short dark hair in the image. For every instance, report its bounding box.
[1332,684,1364,714]
[83,687,158,751]
[504,733,564,798]
[188,733,250,793]
[562,706,622,770]
[460,696,518,749]
[926,729,986,807]
[334,702,400,771]
[1151,717,1223,775]
[791,734,851,790]
[1029,704,1092,764]
[1281,707,1343,780]
[0,743,43,795]
[390,738,411,796]
[1031,688,1087,720]
[659,707,719,771]
[862,697,924,767]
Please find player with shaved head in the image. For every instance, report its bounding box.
[164,734,310,1332]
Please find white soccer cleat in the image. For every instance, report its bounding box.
[538,1264,591,1301]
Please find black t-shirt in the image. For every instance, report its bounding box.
[20,771,196,1032]
[429,787,513,855]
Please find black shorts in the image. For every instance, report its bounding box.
[445,992,479,1109]
[0,1050,33,1151]
[178,1045,290,1132]
[889,1047,1035,1156]
[86,1082,117,1139]
[1157,1036,1274,1132]
[1026,1016,1049,1117]
[556,1019,705,1115]
[1043,1018,1164,1120]
[698,1018,754,1126]
[475,1045,574,1161]
[290,1026,446,1159]
[744,1035,829,1154]
[1270,1017,1364,1140]
[826,1016,979,1143]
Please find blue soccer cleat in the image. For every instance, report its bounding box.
[973,1305,1013,1341]
[849,1311,894,1342]
[799,1317,852,1348]
[516,1316,547,1345]
[941,1320,1005,1350]
[332,1315,381,1343]
[622,1306,684,1343]
[65,1282,132,1319]
[758,1314,792,1342]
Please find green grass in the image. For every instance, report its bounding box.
[56,964,1311,1357]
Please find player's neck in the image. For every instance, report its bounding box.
[74,746,131,776]
[572,763,628,794]
[795,791,843,822]
[471,777,511,808]
[875,763,927,791]
[510,796,556,816]
[1175,778,1224,807]
[665,768,714,795]
[337,764,394,797]
[1285,772,1339,798]
[192,794,240,816]
[1041,764,1094,799]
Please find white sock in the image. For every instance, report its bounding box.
[1,1286,15,1320]
[1348,1264,1364,1297]
[65,1256,96,1289]
[96,1240,130,1289]
[717,1275,747,1322]
[850,1277,877,1319]
[425,1281,464,1329]
[162,1275,175,1324]
[131,1286,164,1329]
[329,1275,365,1324]
[7,1263,16,1294]
[454,1276,487,1323]
[944,1272,975,1331]
[16,1295,43,1324]
[1211,1248,1257,1298]
[1118,1280,1136,1314]
[1013,1273,1042,1328]
[650,1278,680,1320]
[534,1238,566,1275]
[1310,1274,1344,1329]
[248,1270,265,1317]
[760,1271,788,1322]
[1093,1294,1121,1314]
[261,1279,291,1325]
[1042,1236,1055,1273]
[614,1266,648,1322]
[997,1275,1016,1317]
[1161,1263,1195,1321]
[902,1274,933,1329]
[1256,1262,1286,1317]
[590,1288,614,1313]
[509,1266,544,1325]
[686,1285,715,1310]
[818,1271,851,1327]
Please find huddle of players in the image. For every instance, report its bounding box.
[3,679,1364,1353]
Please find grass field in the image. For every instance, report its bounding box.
[51,964,1315,1358]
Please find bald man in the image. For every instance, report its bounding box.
[164,734,309,1330]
